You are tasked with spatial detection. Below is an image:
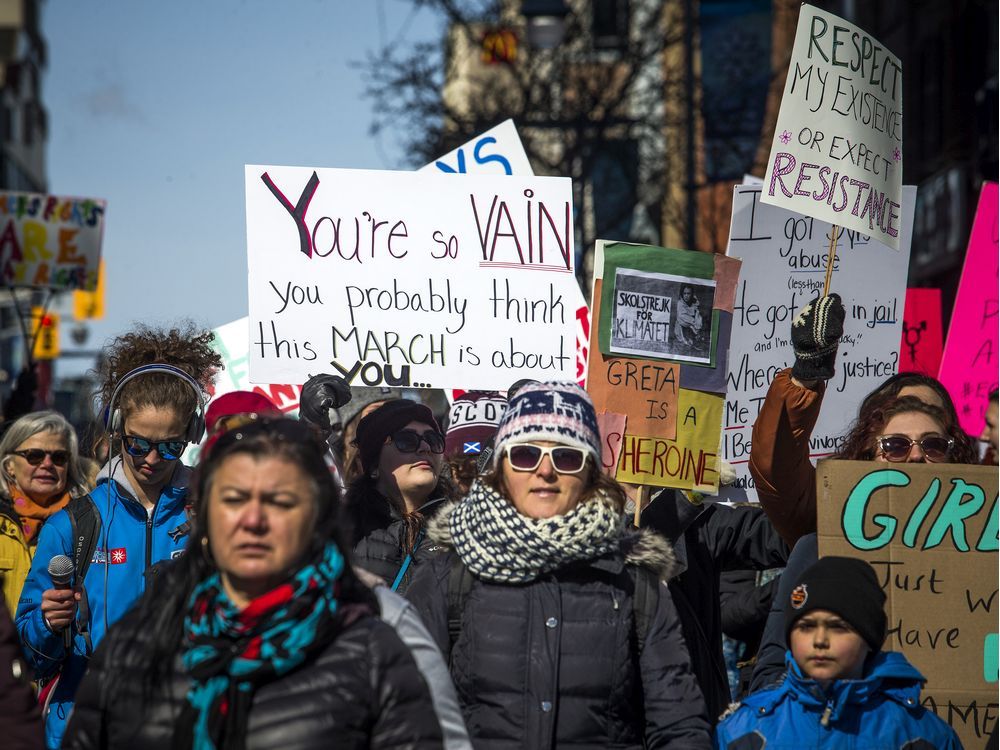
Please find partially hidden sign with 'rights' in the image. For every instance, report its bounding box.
[817,461,998,749]
[245,166,580,390]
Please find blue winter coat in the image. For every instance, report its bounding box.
[15,459,191,750]
[715,651,961,750]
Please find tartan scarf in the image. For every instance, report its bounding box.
[176,543,349,750]
[450,480,625,583]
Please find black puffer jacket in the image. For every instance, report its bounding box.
[405,507,711,750]
[643,493,789,722]
[63,607,444,749]
[351,494,450,594]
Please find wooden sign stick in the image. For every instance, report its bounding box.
[634,485,649,527]
[822,226,839,296]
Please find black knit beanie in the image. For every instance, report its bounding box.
[784,556,887,652]
[355,399,441,475]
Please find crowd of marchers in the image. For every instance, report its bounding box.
[0,294,994,750]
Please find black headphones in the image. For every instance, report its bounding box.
[103,364,206,444]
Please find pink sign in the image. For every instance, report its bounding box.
[899,288,943,375]
[939,183,999,435]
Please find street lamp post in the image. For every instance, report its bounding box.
[521,0,570,49]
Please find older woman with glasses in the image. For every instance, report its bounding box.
[405,382,711,750]
[344,399,456,594]
[0,411,90,613]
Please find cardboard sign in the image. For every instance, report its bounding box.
[245,166,578,389]
[587,241,738,492]
[899,288,943,375]
[817,461,999,749]
[417,119,533,177]
[761,4,903,249]
[0,191,106,290]
[722,185,914,501]
[939,183,999,436]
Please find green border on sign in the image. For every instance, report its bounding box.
[599,243,718,368]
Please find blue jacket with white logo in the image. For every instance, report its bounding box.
[715,651,961,750]
[15,459,191,750]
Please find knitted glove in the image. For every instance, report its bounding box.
[299,374,352,432]
[791,294,845,382]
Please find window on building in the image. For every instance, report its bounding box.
[592,0,629,50]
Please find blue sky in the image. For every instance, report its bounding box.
[43,1,440,372]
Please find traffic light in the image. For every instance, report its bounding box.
[31,307,59,360]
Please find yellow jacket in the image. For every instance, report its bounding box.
[0,511,32,614]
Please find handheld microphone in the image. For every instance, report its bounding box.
[47,555,75,651]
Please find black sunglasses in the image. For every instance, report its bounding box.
[10,449,70,467]
[387,429,445,454]
[877,434,954,463]
[122,435,188,461]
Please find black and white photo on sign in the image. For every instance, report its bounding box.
[610,268,715,364]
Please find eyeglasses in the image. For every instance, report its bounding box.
[504,443,588,474]
[387,429,445,454]
[122,435,187,461]
[10,449,70,467]
[876,434,954,463]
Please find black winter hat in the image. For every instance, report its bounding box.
[355,399,441,475]
[784,556,887,652]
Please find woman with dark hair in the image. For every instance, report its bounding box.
[63,418,443,749]
[16,323,222,750]
[0,411,91,612]
[747,296,981,692]
[405,382,711,749]
[749,296,977,547]
[675,285,703,347]
[345,399,456,593]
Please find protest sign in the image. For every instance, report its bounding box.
[761,4,903,250]
[817,461,999,749]
[245,165,578,390]
[0,191,106,290]
[900,288,943,375]
[939,183,999,436]
[417,119,533,177]
[596,411,626,474]
[422,121,591,397]
[587,241,738,492]
[722,185,914,501]
[209,317,303,414]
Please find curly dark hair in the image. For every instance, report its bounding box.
[844,372,978,462]
[482,453,628,514]
[96,322,223,431]
[835,396,979,464]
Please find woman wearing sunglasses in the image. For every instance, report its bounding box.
[16,324,222,750]
[0,411,90,613]
[345,399,456,594]
[406,382,711,750]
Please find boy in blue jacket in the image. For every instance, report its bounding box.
[715,556,961,750]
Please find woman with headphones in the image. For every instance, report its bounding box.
[16,323,221,750]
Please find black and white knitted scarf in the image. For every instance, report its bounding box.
[449,480,626,583]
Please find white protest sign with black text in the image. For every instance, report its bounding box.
[245,165,578,390]
[761,4,903,249]
[722,184,914,500]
